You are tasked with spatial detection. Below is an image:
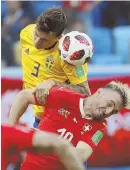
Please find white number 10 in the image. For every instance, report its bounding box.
[57,128,74,142]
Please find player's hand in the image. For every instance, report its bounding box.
[32,79,55,104]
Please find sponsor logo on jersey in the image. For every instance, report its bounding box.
[46,55,54,70]
[81,123,92,134]
[58,108,70,119]
[24,48,29,55]
[92,130,103,146]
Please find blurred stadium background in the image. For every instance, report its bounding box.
[1,1,130,170]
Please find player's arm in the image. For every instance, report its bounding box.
[76,123,107,162]
[76,141,93,162]
[8,88,44,126]
[2,125,84,170]
[33,79,90,104]
[54,80,91,95]
[32,130,85,170]
[61,61,91,96]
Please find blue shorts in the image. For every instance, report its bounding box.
[84,161,87,170]
[33,117,40,128]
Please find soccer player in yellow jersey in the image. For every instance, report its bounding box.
[20,6,91,123]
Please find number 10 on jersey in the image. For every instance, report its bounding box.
[58,128,74,142]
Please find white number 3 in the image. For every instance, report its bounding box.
[57,128,74,142]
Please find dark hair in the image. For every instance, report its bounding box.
[36,6,67,37]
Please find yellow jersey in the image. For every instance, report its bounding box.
[20,24,88,118]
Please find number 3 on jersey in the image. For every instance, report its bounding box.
[58,128,74,142]
[31,62,40,77]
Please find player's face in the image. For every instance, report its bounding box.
[85,89,122,121]
[34,27,59,49]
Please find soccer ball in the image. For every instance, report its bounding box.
[59,31,93,66]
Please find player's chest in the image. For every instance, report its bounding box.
[54,117,93,146]
[22,47,63,73]
[49,108,93,135]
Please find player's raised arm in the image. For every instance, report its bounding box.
[54,80,91,95]
[8,88,45,126]
[33,79,91,104]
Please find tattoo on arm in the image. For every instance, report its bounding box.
[54,81,91,95]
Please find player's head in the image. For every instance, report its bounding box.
[84,81,130,121]
[34,6,67,49]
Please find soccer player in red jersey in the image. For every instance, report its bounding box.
[1,125,85,170]
[8,80,130,170]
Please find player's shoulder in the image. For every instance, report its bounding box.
[20,24,35,38]
[50,86,85,98]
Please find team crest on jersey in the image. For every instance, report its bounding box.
[81,123,92,135]
[46,55,54,70]
[58,108,70,119]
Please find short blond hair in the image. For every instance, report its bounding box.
[105,81,130,109]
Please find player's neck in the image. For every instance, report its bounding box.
[82,98,93,119]
[44,42,58,50]
[83,97,96,119]
[83,97,92,108]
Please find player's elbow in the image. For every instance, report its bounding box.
[18,90,29,102]
[17,89,35,104]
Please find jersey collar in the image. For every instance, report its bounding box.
[79,98,92,120]
[44,42,58,50]
[79,98,86,118]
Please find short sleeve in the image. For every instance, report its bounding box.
[20,24,34,48]
[80,121,107,150]
[20,28,27,48]
[61,60,88,85]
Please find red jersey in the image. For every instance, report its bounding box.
[1,125,34,170]
[22,87,107,170]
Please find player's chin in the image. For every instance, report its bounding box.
[92,115,104,121]
[34,43,43,49]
